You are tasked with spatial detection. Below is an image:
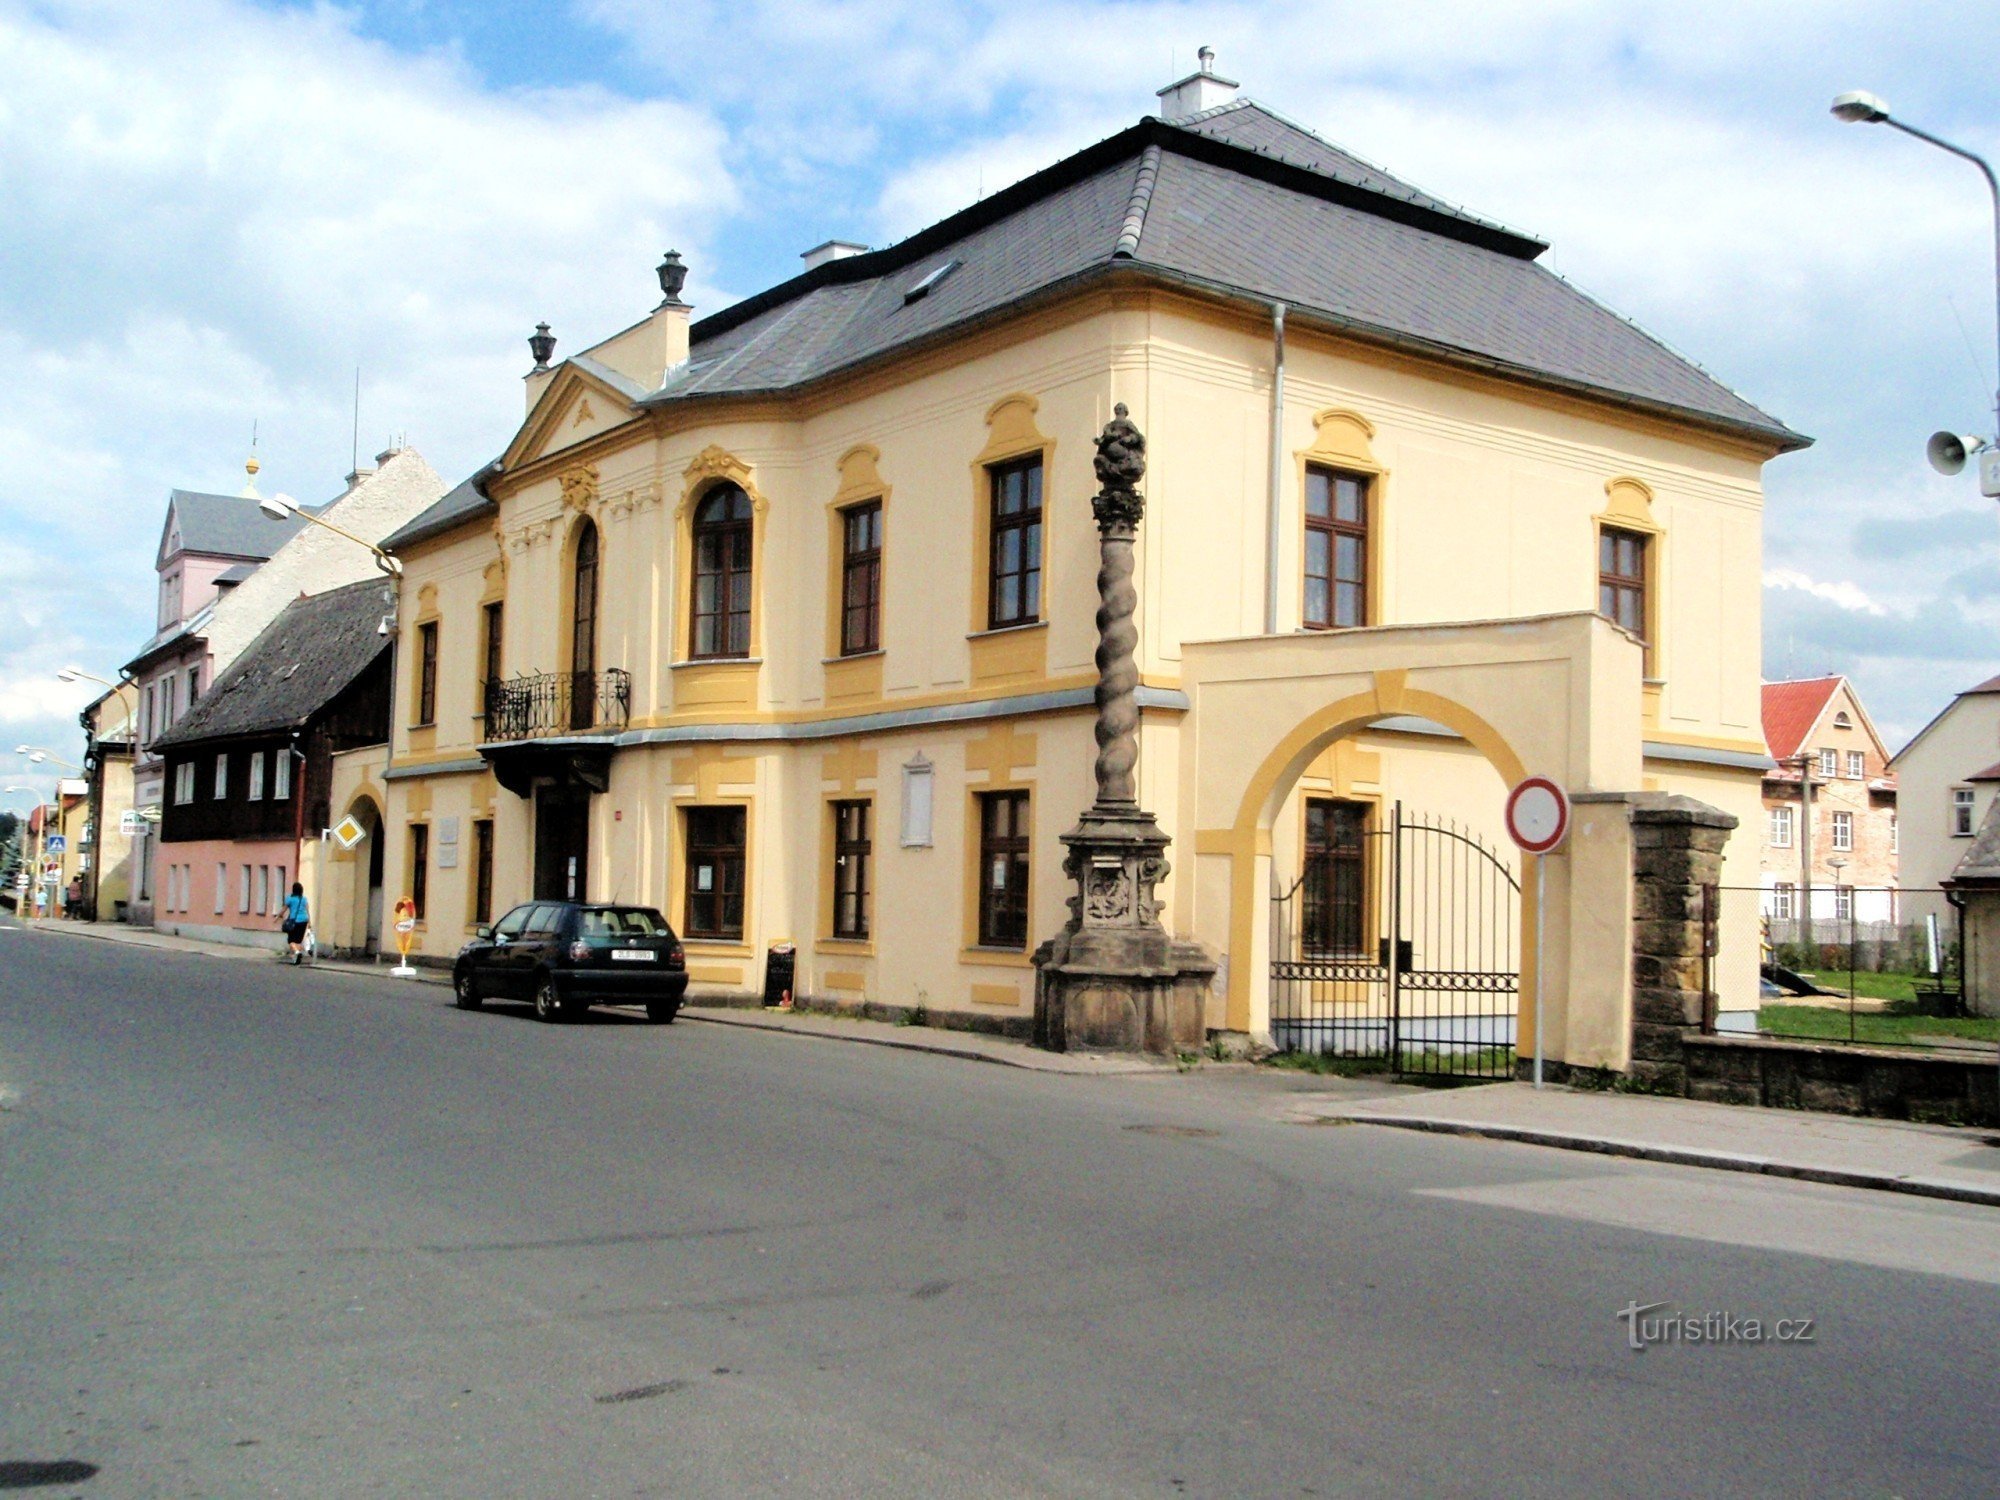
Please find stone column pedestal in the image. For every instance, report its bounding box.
[1032,806,1216,1055]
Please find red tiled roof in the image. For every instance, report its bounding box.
[1965,674,2000,696]
[1761,677,1843,762]
[1969,760,2000,783]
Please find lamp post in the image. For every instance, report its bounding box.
[14,748,80,920]
[4,784,52,922]
[257,494,404,575]
[1833,90,2000,495]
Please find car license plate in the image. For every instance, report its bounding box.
[610,950,656,963]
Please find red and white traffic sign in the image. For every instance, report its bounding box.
[1504,776,1570,854]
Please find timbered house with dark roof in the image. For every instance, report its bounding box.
[150,580,394,950]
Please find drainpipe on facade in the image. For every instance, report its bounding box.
[1798,754,1815,943]
[1265,302,1286,637]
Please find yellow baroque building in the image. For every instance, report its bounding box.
[319,73,1801,1051]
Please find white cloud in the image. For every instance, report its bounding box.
[1762,569,1888,616]
[0,0,738,763]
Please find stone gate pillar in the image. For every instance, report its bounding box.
[1033,405,1215,1054]
[1628,795,1738,1090]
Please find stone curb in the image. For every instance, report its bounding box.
[1316,1112,2000,1209]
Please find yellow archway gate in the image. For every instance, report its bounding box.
[1180,612,1648,1073]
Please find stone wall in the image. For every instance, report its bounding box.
[1685,1034,2000,1127]
[1628,795,1738,1092]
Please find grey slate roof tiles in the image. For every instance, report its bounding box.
[1169,99,1519,240]
[151,579,393,748]
[161,489,309,562]
[623,102,1796,449]
[1133,151,1784,435]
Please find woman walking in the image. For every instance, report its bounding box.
[283,882,311,965]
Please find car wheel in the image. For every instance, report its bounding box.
[533,974,563,1023]
[646,998,680,1025]
[453,965,483,1010]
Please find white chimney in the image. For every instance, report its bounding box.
[802,240,868,271]
[1157,46,1238,121]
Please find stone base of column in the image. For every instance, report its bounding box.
[1031,938,1216,1055]
[1030,803,1217,1056]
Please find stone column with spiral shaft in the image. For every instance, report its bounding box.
[1091,440,1143,808]
[1032,404,1216,1056]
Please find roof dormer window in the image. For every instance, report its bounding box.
[903,259,962,304]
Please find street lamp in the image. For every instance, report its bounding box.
[3,783,53,921]
[15,745,81,772]
[257,493,403,576]
[1832,90,2000,498]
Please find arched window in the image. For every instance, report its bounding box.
[691,484,753,659]
[569,519,599,729]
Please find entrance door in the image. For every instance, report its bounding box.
[533,786,590,902]
[1272,801,1519,1079]
[364,817,385,956]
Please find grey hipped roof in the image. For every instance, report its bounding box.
[151,579,393,749]
[381,465,498,554]
[637,102,1801,450]
[158,489,310,565]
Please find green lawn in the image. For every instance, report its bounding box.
[1785,969,1923,1003]
[1757,1002,2000,1048]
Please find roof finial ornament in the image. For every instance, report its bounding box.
[241,425,262,499]
[528,321,556,371]
[657,250,688,307]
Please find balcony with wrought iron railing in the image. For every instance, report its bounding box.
[482,669,631,742]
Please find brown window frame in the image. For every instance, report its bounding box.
[1597,526,1650,672]
[691,485,754,660]
[410,823,430,921]
[839,501,883,656]
[570,521,600,730]
[976,789,1031,949]
[1302,798,1370,956]
[684,805,747,940]
[482,601,503,697]
[416,621,439,726]
[831,799,871,940]
[986,456,1043,630]
[1304,464,1370,630]
[472,819,494,926]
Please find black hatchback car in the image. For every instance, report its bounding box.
[453,902,688,1023]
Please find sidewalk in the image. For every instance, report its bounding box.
[14,917,1162,1076]
[1298,1081,2000,1209]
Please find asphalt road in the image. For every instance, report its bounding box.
[2,920,1997,1498]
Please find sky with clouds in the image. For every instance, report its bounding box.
[1,0,1995,803]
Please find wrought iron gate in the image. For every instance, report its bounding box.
[1271,801,1520,1079]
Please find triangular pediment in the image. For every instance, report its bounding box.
[503,363,642,471]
